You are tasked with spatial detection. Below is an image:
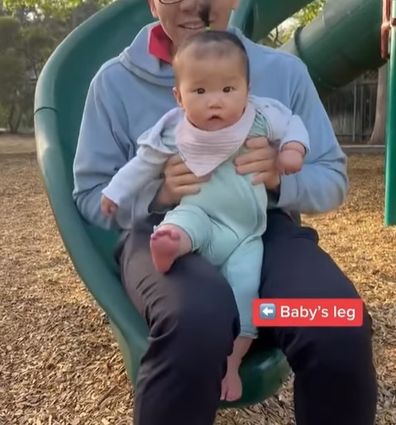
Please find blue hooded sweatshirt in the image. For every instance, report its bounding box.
[72,23,348,231]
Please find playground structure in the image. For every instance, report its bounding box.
[34,0,396,408]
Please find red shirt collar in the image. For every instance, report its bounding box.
[148,23,173,64]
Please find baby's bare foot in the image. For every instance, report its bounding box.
[150,228,181,273]
[220,369,242,402]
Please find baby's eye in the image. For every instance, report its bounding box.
[195,88,205,94]
[223,86,234,93]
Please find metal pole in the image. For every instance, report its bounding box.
[360,83,364,141]
[352,81,357,142]
[385,1,396,225]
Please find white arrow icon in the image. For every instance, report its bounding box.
[262,307,274,315]
[260,303,276,319]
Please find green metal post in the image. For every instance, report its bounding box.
[385,1,396,225]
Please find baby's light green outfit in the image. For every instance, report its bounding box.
[102,95,310,338]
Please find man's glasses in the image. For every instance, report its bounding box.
[159,0,184,4]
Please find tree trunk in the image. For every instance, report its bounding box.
[8,102,22,133]
[368,65,388,145]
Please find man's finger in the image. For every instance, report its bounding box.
[166,161,192,177]
[235,148,274,166]
[252,172,281,188]
[236,159,272,175]
[169,171,210,185]
[245,136,270,149]
[251,172,266,185]
[166,154,184,165]
[175,184,201,197]
[170,173,201,186]
[196,173,211,183]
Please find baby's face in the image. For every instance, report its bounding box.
[174,51,249,131]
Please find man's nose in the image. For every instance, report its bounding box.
[179,0,201,13]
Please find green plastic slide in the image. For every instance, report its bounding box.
[384,0,396,225]
[34,0,391,409]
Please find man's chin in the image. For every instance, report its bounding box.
[177,27,204,42]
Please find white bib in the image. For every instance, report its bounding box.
[175,102,256,177]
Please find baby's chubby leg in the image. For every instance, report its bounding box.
[220,236,263,401]
[150,225,192,273]
[150,204,214,273]
[221,336,253,401]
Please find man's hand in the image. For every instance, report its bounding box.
[234,137,280,189]
[152,155,210,209]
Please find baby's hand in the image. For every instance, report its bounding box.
[278,142,305,175]
[101,195,118,217]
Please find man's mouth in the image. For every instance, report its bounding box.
[180,22,205,30]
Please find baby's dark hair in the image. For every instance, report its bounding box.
[173,30,251,85]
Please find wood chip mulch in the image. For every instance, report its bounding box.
[1,150,395,425]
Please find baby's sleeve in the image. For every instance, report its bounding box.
[102,146,167,206]
[101,109,180,227]
[101,145,169,227]
[252,96,310,154]
[280,114,310,154]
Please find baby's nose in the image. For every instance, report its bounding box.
[208,95,223,108]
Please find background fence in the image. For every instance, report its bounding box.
[324,73,378,144]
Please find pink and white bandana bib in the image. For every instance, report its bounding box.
[175,102,256,177]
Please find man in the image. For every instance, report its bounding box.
[73,1,378,424]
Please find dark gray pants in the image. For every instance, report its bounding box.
[118,209,377,425]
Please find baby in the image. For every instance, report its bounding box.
[101,30,309,401]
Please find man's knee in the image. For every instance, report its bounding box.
[149,270,240,367]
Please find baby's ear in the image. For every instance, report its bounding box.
[173,87,183,107]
